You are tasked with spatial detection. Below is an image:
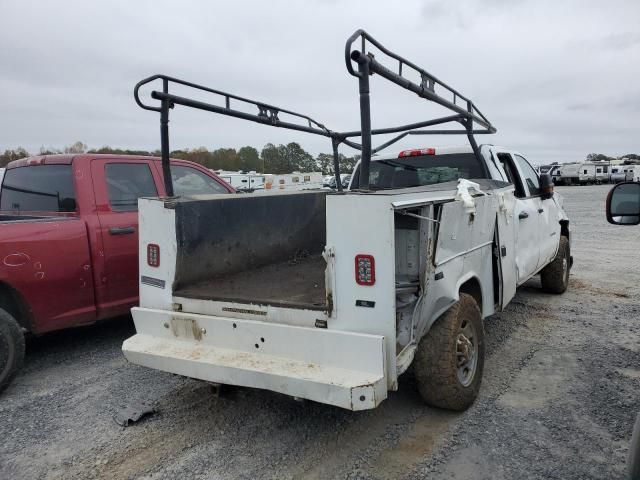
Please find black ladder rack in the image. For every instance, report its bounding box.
[133,29,496,195]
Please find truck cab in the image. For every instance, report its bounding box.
[349,145,567,285]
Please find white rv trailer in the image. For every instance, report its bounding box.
[623,165,640,182]
[559,163,581,185]
[560,162,610,185]
[216,171,265,191]
[264,172,324,191]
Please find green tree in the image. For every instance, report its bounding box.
[210,148,239,170]
[39,146,62,155]
[339,154,359,175]
[89,146,153,156]
[64,141,87,154]
[316,152,359,175]
[0,147,30,167]
[316,153,334,175]
[585,153,610,162]
[238,146,261,172]
[261,143,285,173]
[281,142,316,172]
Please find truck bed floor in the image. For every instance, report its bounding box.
[173,254,327,311]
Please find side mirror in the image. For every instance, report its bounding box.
[606,182,640,225]
[540,173,554,200]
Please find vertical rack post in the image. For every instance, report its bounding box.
[354,52,372,190]
[332,136,343,192]
[466,100,483,168]
[160,78,174,197]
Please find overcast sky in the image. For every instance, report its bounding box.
[1,0,638,164]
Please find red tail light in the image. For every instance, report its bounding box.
[398,148,435,158]
[147,244,160,267]
[355,254,375,286]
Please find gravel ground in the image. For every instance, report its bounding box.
[1,184,638,479]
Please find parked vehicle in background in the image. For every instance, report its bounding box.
[217,171,265,191]
[560,161,610,185]
[123,30,572,413]
[559,163,581,185]
[611,166,628,183]
[0,154,234,393]
[341,174,352,189]
[264,172,323,190]
[548,165,562,184]
[624,165,640,182]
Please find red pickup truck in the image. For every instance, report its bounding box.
[0,154,234,392]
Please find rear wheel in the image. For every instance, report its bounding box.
[413,293,484,411]
[0,308,25,394]
[540,236,570,294]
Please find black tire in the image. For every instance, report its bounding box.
[0,307,25,394]
[630,413,640,480]
[413,293,484,411]
[540,236,570,294]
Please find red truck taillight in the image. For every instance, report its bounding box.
[147,244,160,267]
[355,254,375,286]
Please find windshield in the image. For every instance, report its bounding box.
[351,153,487,190]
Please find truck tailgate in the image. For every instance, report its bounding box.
[123,307,387,410]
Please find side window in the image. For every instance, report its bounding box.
[497,153,526,198]
[171,165,229,196]
[105,163,157,212]
[514,155,541,197]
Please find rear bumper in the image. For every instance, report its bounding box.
[123,307,388,411]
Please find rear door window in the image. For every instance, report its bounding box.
[0,165,76,212]
[171,165,229,195]
[105,163,157,211]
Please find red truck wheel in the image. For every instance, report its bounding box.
[0,308,25,394]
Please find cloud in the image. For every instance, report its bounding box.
[600,32,640,50]
[0,0,638,164]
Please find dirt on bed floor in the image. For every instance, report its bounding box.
[173,251,327,310]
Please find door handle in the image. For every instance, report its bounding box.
[109,226,136,235]
[538,208,544,214]
[518,212,529,220]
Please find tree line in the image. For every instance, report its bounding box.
[585,153,640,162]
[0,141,360,175]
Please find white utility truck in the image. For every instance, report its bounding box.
[124,30,572,411]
